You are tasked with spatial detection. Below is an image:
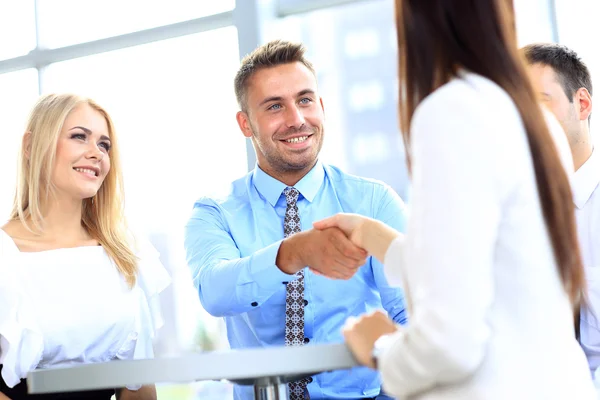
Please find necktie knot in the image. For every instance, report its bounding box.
[284,187,300,205]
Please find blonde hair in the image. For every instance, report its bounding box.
[10,93,138,287]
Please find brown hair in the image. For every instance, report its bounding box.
[395,0,584,304]
[234,40,316,111]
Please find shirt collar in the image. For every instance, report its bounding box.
[573,149,600,209]
[252,161,325,207]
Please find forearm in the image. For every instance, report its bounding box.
[362,220,401,263]
[116,385,156,400]
[198,242,296,317]
[0,392,12,400]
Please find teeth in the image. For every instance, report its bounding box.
[285,136,308,143]
[74,168,97,177]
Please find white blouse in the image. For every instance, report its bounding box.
[377,72,596,399]
[0,228,170,389]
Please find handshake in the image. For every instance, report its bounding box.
[276,213,389,280]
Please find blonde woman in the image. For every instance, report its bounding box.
[0,94,170,400]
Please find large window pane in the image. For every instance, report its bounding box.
[513,0,556,46]
[0,69,39,222]
[43,26,245,236]
[0,0,36,60]
[43,28,244,376]
[36,0,235,48]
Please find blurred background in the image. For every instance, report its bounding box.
[0,0,598,398]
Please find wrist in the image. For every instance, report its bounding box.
[361,220,400,263]
[276,234,305,274]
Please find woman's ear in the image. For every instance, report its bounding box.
[22,131,32,160]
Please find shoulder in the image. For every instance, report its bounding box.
[324,164,394,195]
[411,72,525,157]
[414,72,517,126]
[323,164,406,221]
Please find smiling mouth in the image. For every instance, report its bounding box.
[73,167,99,177]
[283,136,310,143]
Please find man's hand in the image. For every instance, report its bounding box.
[276,227,368,279]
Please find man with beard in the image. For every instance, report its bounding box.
[184,40,407,400]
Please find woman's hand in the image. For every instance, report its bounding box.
[342,310,400,369]
[314,213,401,263]
[313,213,370,249]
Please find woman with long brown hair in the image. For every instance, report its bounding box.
[314,0,595,398]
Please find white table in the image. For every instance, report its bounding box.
[27,343,359,400]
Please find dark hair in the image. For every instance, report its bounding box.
[523,43,593,99]
[395,0,584,304]
[234,40,316,112]
[523,43,593,122]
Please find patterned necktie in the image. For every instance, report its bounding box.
[283,187,310,399]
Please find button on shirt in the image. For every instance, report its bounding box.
[184,162,408,400]
[575,149,600,374]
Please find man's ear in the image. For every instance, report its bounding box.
[576,87,592,122]
[22,131,32,160]
[236,111,254,138]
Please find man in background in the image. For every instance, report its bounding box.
[524,43,598,376]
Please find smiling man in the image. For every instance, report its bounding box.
[184,40,407,400]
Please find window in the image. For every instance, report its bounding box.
[41,28,243,396]
[36,0,235,48]
[0,0,36,60]
[513,0,557,46]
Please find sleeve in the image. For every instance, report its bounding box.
[0,267,44,389]
[370,184,409,325]
[376,88,501,398]
[183,199,296,317]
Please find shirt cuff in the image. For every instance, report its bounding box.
[244,240,298,290]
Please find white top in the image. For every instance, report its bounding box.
[0,228,170,390]
[575,148,600,374]
[377,72,595,400]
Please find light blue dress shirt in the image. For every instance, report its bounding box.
[185,162,408,399]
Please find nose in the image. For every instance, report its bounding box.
[284,105,306,129]
[85,143,104,161]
